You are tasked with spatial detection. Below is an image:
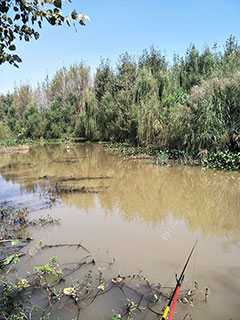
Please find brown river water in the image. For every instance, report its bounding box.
[0,143,239,320]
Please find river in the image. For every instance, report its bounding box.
[0,143,239,320]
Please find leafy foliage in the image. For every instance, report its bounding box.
[203,151,240,170]
[0,0,90,66]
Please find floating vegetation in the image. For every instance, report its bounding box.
[202,151,240,171]
[0,203,59,240]
[0,202,208,319]
[55,184,109,194]
[105,143,196,167]
[39,188,61,209]
[0,202,60,271]
[0,241,208,320]
[29,214,60,227]
[0,203,30,240]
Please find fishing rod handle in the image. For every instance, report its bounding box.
[161,305,170,320]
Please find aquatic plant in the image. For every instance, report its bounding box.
[0,206,208,320]
[203,151,240,170]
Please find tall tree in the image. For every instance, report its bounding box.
[13,84,32,116]
[47,63,91,113]
[94,59,115,102]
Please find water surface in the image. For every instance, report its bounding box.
[0,143,240,319]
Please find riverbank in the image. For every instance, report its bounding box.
[103,142,240,171]
[0,138,87,154]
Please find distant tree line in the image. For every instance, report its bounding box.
[1,35,240,155]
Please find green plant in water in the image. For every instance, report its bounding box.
[156,151,169,165]
[34,255,63,285]
[0,275,37,319]
[203,151,240,170]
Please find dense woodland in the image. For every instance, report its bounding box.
[1,36,240,157]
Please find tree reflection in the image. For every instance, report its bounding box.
[0,143,240,239]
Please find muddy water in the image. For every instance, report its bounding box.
[0,143,240,320]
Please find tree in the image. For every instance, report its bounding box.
[0,93,13,119]
[0,0,90,67]
[46,63,91,112]
[13,84,32,116]
[43,99,63,138]
[23,104,43,139]
[94,59,115,102]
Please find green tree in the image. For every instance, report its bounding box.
[23,104,43,139]
[0,93,13,120]
[96,92,117,140]
[0,121,12,139]
[0,0,90,66]
[139,46,167,78]
[134,67,160,145]
[199,47,218,79]
[44,99,63,139]
[183,45,201,90]
[94,59,115,102]
[7,105,18,132]
[221,36,240,77]
[74,113,86,138]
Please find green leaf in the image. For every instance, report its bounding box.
[11,239,19,246]
[0,254,15,268]
[14,256,20,264]
[39,240,44,247]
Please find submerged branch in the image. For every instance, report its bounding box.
[56,175,113,181]
[41,243,90,253]
[55,184,109,194]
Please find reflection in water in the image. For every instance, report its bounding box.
[1,143,240,239]
[0,143,240,320]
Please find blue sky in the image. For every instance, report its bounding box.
[1,0,240,94]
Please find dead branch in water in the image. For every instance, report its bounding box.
[55,184,109,194]
[52,157,89,163]
[56,175,113,182]
[41,242,90,253]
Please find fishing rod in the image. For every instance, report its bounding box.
[161,240,197,320]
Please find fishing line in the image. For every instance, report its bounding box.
[163,242,195,288]
[192,241,197,287]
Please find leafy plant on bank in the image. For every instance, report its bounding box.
[203,151,240,170]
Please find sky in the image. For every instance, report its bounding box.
[1,0,240,94]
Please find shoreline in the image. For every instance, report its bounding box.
[0,139,240,171]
